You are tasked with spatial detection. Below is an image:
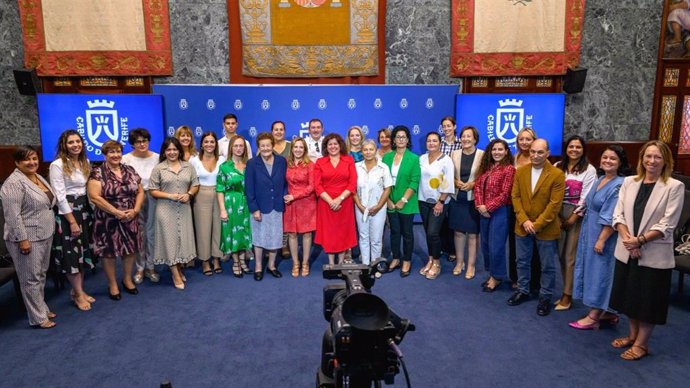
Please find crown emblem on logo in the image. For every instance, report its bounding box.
[498,99,523,107]
[87,100,115,109]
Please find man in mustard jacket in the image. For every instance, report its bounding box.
[507,138,565,316]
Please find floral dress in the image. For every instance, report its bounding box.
[90,164,141,257]
[217,161,252,254]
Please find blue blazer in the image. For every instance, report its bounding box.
[245,154,288,214]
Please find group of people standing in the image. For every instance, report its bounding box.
[1,115,684,362]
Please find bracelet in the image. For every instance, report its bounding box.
[187,191,193,197]
[401,197,408,203]
[640,234,647,245]
[339,196,345,201]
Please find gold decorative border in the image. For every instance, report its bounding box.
[18,0,173,76]
[450,0,585,77]
[239,0,379,77]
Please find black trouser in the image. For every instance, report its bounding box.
[389,212,414,262]
[419,201,446,260]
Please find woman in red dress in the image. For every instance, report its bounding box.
[314,133,358,265]
[283,137,316,277]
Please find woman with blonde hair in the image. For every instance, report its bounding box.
[514,127,537,168]
[283,137,317,276]
[353,139,393,265]
[608,141,684,360]
[346,126,365,163]
[174,125,197,161]
[49,130,95,311]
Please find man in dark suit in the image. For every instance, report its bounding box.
[507,138,565,316]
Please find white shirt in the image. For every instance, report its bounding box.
[531,166,543,192]
[305,135,325,163]
[418,153,454,204]
[122,152,160,190]
[355,160,393,208]
[189,155,226,186]
[49,158,89,215]
[218,135,253,160]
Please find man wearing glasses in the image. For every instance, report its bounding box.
[507,138,565,316]
[305,118,325,162]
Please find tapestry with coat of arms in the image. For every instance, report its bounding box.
[236,0,381,78]
[450,0,586,76]
[18,0,173,76]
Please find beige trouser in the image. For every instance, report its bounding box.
[558,203,582,296]
[193,186,223,260]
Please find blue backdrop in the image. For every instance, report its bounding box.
[152,85,459,154]
[37,94,165,162]
[455,93,565,156]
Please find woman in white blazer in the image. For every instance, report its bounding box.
[1,146,57,328]
[609,141,684,360]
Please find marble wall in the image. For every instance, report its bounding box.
[0,0,662,145]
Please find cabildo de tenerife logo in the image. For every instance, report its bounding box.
[76,99,129,155]
[487,99,532,146]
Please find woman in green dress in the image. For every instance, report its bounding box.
[217,135,252,277]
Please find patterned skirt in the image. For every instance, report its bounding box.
[250,210,283,250]
[52,195,96,274]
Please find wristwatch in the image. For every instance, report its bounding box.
[401,197,408,203]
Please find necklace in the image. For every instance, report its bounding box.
[28,175,40,185]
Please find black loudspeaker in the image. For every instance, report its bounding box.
[563,67,587,94]
[13,69,43,96]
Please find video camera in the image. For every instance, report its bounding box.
[316,259,415,388]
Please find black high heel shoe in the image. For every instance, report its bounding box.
[232,260,244,278]
[254,269,264,281]
[108,290,121,301]
[121,281,138,295]
[267,268,282,278]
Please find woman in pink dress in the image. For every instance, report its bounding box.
[283,137,316,277]
[314,133,358,265]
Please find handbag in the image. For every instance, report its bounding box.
[675,234,690,255]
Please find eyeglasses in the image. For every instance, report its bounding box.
[395,136,408,140]
[134,139,149,145]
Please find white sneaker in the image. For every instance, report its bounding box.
[144,270,160,283]
[133,272,144,284]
